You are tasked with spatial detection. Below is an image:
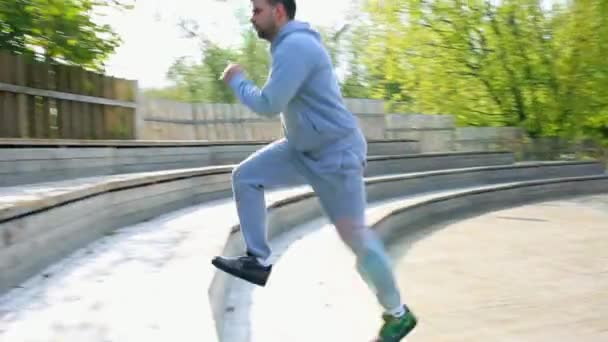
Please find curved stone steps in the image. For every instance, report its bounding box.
[0,151,517,295]
[0,159,605,341]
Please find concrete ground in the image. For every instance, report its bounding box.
[223,194,608,342]
[390,194,608,341]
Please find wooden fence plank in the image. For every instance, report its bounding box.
[69,66,83,139]
[26,60,50,138]
[15,54,29,137]
[0,52,14,137]
[80,69,92,139]
[54,64,71,139]
[0,51,136,139]
[92,72,104,139]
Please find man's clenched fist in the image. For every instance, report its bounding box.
[221,63,243,84]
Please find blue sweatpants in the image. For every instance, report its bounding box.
[231,134,403,312]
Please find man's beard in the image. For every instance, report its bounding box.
[254,24,274,41]
[256,28,267,39]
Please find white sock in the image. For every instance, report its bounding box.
[387,305,406,318]
[256,257,271,267]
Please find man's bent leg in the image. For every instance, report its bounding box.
[231,139,306,261]
[212,139,306,286]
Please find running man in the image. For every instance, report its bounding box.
[212,1,417,340]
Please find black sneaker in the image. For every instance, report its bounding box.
[211,253,272,287]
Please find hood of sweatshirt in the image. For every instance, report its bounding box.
[271,20,321,52]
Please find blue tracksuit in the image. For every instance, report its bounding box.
[227,20,403,312]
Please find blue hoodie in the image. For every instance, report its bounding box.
[228,20,364,156]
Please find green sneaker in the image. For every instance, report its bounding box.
[375,306,417,342]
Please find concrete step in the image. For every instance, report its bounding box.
[365,150,513,176]
[0,139,420,187]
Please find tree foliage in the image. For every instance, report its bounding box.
[346,0,607,144]
[146,6,351,104]
[0,0,132,70]
[148,0,607,145]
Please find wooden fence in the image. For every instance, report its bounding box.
[139,98,389,141]
[0,51,138,139]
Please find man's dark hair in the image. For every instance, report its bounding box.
[268,0,296,20]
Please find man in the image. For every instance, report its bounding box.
[212,0,417,340]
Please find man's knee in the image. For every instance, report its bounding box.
[334,218,367,249]
[232,156,265,191]
[232,161,250,188]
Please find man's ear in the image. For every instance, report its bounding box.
[275,3,287,20]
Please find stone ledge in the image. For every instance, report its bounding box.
[366,150,512,160]
[0,138,419,148]
[0,140,422,187]
[370,175,608,243]
[0,151,517,223]
[0,138,272,148]
[0,166,232,222]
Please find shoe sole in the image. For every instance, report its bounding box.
[211,258,270,287]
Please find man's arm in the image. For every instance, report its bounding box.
[227,37,317,117]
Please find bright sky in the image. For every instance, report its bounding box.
[99,0,356,89]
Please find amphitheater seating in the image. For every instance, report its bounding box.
[0,138,606,341]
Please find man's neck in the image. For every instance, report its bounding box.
[269,19,290,42]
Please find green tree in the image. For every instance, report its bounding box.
[148,0,607,149]
[355,0,607,145]
[148,4,361,103]
[0,0,132,71]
